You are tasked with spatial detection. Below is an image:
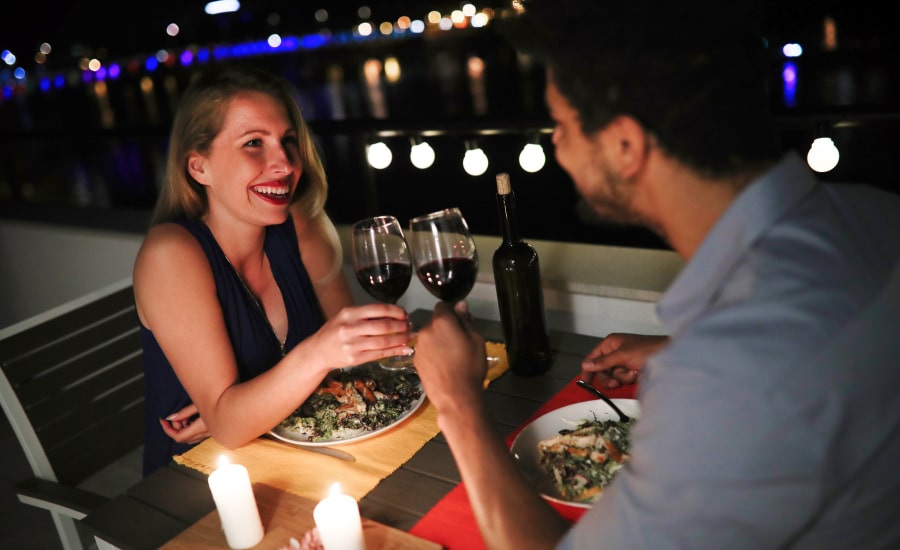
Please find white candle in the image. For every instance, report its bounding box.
[313,482,366,550]
[207,455,265,549]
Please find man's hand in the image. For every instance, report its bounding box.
[413,301,487,413]
[581,333,669,388]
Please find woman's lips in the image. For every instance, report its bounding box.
[251,184,291,205]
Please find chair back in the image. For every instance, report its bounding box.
[0,278,144,549]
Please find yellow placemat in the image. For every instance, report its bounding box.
[484,340,508,387]
[174,342,508,502]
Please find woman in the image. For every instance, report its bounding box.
[134,65,412,476]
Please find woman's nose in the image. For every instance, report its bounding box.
[269,148,294,174]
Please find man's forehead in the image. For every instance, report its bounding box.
[544,73,574,116]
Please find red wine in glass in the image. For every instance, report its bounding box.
[351,216,414,370]
[409,207,479,303]
[414,257,478,303]
[355,262,412,304]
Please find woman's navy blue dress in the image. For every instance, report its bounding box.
[139,217,325,476]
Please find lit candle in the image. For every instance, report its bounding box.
[313,482,366,550]
[207,455,265,549]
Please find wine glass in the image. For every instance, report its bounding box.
[351,215,414,370]
[408,207,479,303]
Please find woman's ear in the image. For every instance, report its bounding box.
[186,153,209,185]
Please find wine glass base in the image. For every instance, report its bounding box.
[378,353,415,371]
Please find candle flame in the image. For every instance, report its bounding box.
[328,482,342,497]
[217,455,231,469]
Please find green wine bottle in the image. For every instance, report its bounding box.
[492,173,552,376]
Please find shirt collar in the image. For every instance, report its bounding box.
[656,152,819,334]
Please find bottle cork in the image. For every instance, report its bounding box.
[496,173,511,195]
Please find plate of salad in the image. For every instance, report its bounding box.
[270,363,425,446]
[510,399,640,507]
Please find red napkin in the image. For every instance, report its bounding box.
[409,376,638,549]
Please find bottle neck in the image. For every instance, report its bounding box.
[497,191,520,244]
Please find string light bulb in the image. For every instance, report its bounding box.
[462,141,488,176]
[367,140,392,169]
[518,137,546,173]
[409,137,435,169]
[806,136,839,173]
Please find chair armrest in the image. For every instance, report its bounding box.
[16,477,109,519]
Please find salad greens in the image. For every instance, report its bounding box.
[278,365,423,442]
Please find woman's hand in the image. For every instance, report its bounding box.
[581,333,669,388]
[303,303,414,371]
[159,403,210,445]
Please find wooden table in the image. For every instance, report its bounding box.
[82,310,598,549]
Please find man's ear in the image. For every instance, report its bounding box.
[186,153,209,185]
[605,115,650,179]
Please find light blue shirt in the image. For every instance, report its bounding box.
[561,153,900,549]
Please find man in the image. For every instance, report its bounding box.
[412,1,900,548]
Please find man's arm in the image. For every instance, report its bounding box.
[414,301,570,549]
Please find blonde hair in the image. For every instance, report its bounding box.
[152,65,329,225]
[151,65,340,279]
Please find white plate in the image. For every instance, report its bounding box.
[269,366,426,447]
[510,398,641,508]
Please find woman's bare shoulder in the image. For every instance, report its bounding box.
[138,223,201,261]
[133,222,217,326]
[134,223,209,285]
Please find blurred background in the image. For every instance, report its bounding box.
[2,0,898,251]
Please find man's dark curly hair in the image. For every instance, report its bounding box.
[496,0,783,178]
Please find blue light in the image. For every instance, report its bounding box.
[196,48,211,63]
[96,67,108,81]
[108,64,121,79]
[334,31,356,45]
[40,77,51,92]
[233,41,271,57]
[782,62,797,106]
[54,74,66,88]
[13,67,25,80]
[145,56,159,72]
[213,45,233,60]
[278,36,301,51]
[180,49,194,66]
[300,34,329,49]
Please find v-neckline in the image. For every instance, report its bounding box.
[206,223,288,356]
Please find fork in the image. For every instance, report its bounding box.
[575,379,630,421]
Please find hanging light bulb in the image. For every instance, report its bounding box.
[806,136,839,173]
[367,140,392,170]
[409,137,435,169]
[518,136,546,173]
[462,141,488,176]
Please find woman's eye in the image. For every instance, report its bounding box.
[244,138,263,147]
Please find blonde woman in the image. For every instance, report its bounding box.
[134,65,412,476]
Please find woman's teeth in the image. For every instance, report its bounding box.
[253,186,289,199]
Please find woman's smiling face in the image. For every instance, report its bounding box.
[191,90,302,228]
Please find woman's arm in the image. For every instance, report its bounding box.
[134,223,412,448]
